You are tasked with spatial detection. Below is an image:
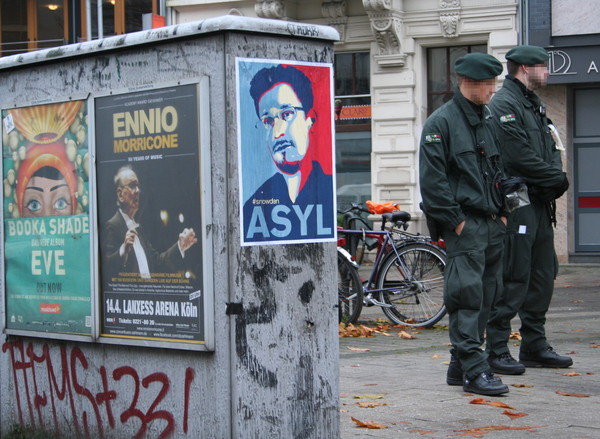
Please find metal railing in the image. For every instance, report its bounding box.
[1,38,66,56]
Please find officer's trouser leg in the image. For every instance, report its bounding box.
[519,205,556,352]
[486,205,534,355]
[444,215,504,379]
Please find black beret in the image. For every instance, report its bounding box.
[454,53,503,80]
[505,45,548,65]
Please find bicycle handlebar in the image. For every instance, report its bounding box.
[337,202,371,215]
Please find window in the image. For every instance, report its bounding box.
[0,0,67,56]
[90,0,156,38]
[0,0,28,56]
[0,0,160,57]
[334,52,371,129]
[334,52,372,210]
[427,45,487,115]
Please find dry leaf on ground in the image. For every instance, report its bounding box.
[351,417,388,429]
[356,401,388,408]
[353,394,384,399]
[469,398,515,409]
[347,346,370,352]
[451,425,545,437]
[563,371,581,376]
[398,330,415,339]
[556,391,590,397]
[502,410,528,419]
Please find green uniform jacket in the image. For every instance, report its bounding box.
[489,76,565,194]
[419,87,502,231]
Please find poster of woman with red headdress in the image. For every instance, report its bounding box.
[2,100,91,335]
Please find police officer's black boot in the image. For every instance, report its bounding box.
[447,348,463,386]
[463,370,509,396]
[488,351,526,375]
[519,346,573,368]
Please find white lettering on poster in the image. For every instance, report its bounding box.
[8,217,89,236]
[31,250,65,275]
[246,204,332,239]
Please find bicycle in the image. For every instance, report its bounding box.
[337,202,447,327]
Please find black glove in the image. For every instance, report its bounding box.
[554,173,569,199]
[530,173,569,203]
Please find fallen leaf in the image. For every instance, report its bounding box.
[409,429,437,435]
[509,331,522,341]
[347,346,370,352]
[452,425,546,437]
[357,401,388,408]
[340,409,348,413]
[469,398,515,409]
[432,354,442,359]
[398,330,415,339]
[351,417,388,429]
[339,323,381,338]
[572,328,585,332]
[562,371,581,376]
[587,372,595,375]
[502,410,528,419]
[511,383,534,388]
[556,391,590,397]
[353,394,384,400]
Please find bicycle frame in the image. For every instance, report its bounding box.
[338,228,417,308]
[337,202,447,327]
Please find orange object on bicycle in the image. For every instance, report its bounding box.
[365,200,400,214]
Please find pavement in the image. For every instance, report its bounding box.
[339,264,600,438]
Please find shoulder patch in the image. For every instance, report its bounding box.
[424,133,442,143]
[499,114,516,123]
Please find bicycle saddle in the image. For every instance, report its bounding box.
[382,211,411,224]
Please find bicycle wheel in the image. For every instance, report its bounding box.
[337,251,363,324]
[376,243,446,327]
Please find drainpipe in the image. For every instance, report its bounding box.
[98,0,104,39]
[86,0,92,41]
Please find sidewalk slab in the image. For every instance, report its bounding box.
[339,265,600,438]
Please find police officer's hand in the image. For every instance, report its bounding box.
[500,216,507,226]
[455,220,466,236]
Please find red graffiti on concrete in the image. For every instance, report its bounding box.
[2,339,195,438]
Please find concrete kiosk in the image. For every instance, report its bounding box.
[0,16,340,438]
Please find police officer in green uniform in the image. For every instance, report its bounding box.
[486,45,572,373]
[419,53,509,395]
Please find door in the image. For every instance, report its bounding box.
[573,87,600,252]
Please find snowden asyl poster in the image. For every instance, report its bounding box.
[2,100,91,335]
[237,58,336,246]
[95,84,204,344]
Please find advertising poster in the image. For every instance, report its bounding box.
[237,58,336,246]
[2,100,92,335]
[95,83,204,344]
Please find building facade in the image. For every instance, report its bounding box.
[529,0,600,262]
[168,0,524,240]
[3,0,595,262]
